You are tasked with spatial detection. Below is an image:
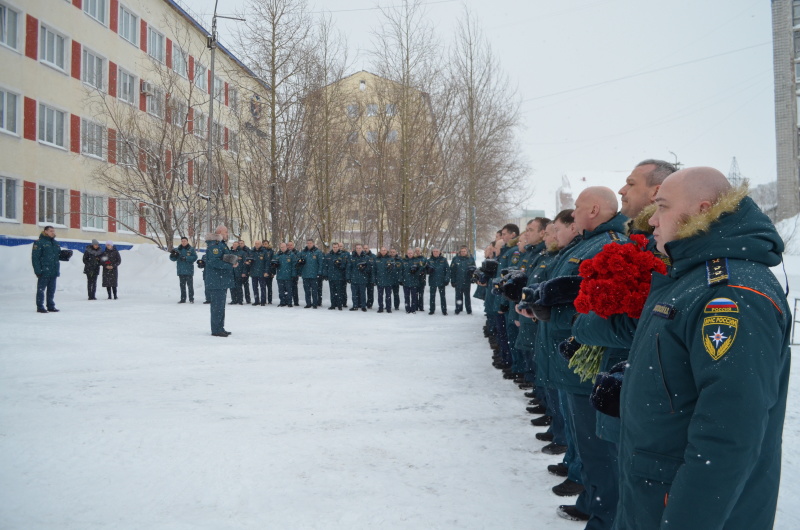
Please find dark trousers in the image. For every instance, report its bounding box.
[251,276,266,304]
[403,285,418,313]
[291,277,299,305]
[265,275,273,303]
[209,288,227,334]
[565,392,619,530]
[377,285,392,310]
[350,282,367,309]
[429,285,446,313]
[231,277,250,304]
[494,313,511,366]
[277,279,292,306]
[179,275,194,302]
[329,280,345,308]
[392,285,400,309]
[303,277,321,307]
[454,285,471,313]
[86,272,98,299]
[366,283,375,308]
[36,276,57,310]
[417,285,425,311]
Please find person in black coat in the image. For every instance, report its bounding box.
[83,239,103,300]
[100,241,122,299]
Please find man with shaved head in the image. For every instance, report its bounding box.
[614,167,791,529]
[529,185,628,526]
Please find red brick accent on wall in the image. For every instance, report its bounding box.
[25,15,38,60]
[166,39,172,69]
[71,41,81,80]
[107,198,117,232]
[107,128,117,164]
[225,82,229,106]
[188,55,194,81]
[139,204,147,233]
[23,181,37,224]
[108,61,118,97]
[110,0,119,33]
[23,97,37,141]
[70,190,81,229]
[188,159,193,186]
[72,0,82,8]
[70,115,81,153]
[140,20,147,52]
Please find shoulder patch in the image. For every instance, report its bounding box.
[212,248,219,254]
[706,258,729,286]
[704,298,738,313]
[702,315,738,360]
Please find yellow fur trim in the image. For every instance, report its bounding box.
[674,183,749,240]
[629,204,657,234]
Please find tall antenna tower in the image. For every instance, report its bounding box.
[728,157,744,187]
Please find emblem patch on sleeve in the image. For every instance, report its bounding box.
[212,249,219,254]
[704,298,738,313]
[702,315,738,360]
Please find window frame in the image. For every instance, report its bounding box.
[81,193,106,230]
[173,46,188,78]
[37,184,67,226]
[83,0,107,26]
[80,118,105,159]
[39,23,67,72]
[118,68,136,105]
[145,84,165,118]
[37,102,67,149]
[116,198,137,233]
[194,62,208,92]
[0,1,20,51]
[0,85,19,136]
[0,175,18,221]
[81,47,106,91]
[118,4,139,46]
[116,134,137,167]
[193,108,206,139]
[366,103,378,117]
[147,26,165,64]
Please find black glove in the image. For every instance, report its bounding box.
[197,259,206,269]
[222,254,239,265]
[170,249,180,259]
[558,337,582,361]
[426,265,435,275]
[591,361,627,418]
[538,276,583,306]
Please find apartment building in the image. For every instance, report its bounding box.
[0,0,268,246]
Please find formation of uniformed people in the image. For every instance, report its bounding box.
[478,161,792,529]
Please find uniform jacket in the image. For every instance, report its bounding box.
[31,232,61,278]
[170,244,197,276]
[616,191,791,530]
[426,255,451,287]
[101,247,122,287]
[274,250,296,281]
[488,239,520,314]
[204,238,234,290]
[347,251,374,285]
[247,246,269,277]
[324,250,349,281]
[450,254,476,289]
[374,253,395,287]
[400,256,425,288]
[83,244,103,276]
[363,250,377,284]
[298,246,324,279]
[232,246,251,281]
[513,242,547,350]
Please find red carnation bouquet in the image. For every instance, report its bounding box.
[568,234,668,382]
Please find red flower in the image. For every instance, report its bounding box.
[574,234,667,319]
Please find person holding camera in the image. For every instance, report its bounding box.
[83,239,103,300]
[323,242,348,310]
[101,241,122,300]
[347,243,373,312]
[204,226,237,336]
[170,237,197,304]
[426,248,450,315]
[32,225,66,313]
[449,246,475,315]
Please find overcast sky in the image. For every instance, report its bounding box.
[197,0,775,212]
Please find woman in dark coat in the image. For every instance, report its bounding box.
[101,241,122,299]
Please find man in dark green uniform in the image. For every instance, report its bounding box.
[426,248,450,315]
[347,244,373,311]
[31,226,62,313]
[299,239,323,308]
[274,242,295,307]
[374,246,394,313]
[287,241,300,307]
[262,240,275,304]
[170,237,197,303]
[389,248,402,310]
[616,167,791,530]
[204,226,237,337]
[324,242,348,310]
[248,240,269,306]
[449,246,475,315]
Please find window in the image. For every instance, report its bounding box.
[38,103,66,148]
[229,130,238,153]
[794,0,800,27]
[82,48,105,90]
[366,130,377,143]
[0,88,18,135]
[366,104,378,117]
[213,76,224,102]
[346,104,358,119]
[147,27,165,63]
[81,119,105,159]
[141,140,160,177]
[39,25,66,70]
[385,103,397,116]
[211,121,222,145]
[173,47,188,78]
[38,185,66,225]
[387,130,398,143]
[146,86,164,118]
[0,176,16,220]
[118,69,136,104]
[229,87,238,110]
[117,135,136,166]
[117,199,137,231]
[81,193,105,229]
[194,63,207,92]
[83,0,106,24]
[0,3,19,50]
[171,100,187,128]
[119,5,138,45]
[193,109,206,138]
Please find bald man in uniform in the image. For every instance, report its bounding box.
[615,168,790,529]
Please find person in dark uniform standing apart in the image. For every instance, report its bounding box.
[170,237,197,303]
[83,239,103,300]
[101,241,121,300]
[31,225,64,313]
[287,241,300,307]
[204,226,237,336]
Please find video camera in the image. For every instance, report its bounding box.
[196,258,206,269]
[169,249,180,259]
[296,257,306,269]
[58,249,73,262]
[471,259,498,285]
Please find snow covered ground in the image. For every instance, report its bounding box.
[0,244,798,529]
